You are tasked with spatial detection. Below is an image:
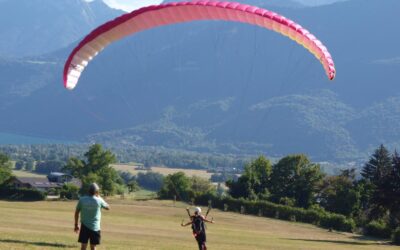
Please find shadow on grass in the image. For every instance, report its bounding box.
[285,238,389,246]
[351,234,390,241]
[0,239,76,248]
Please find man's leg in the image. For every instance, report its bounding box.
[197,240,202,250]
[200,233,207,250]
[198,240,206,250]
[79,224,90,250]
[89,229,100,250]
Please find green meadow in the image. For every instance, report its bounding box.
[0,199,397,250]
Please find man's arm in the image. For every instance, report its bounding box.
[99,196,110,210]
[74,209,80,233]
[181,220,192,227]
[202,215,214,224]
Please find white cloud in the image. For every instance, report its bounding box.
[103,0,163,12]
[294,0,349,6]
[372,57,400,65]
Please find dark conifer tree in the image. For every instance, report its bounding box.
[360,144,392,220]
[387,151,400,228]
[361,144,392,184]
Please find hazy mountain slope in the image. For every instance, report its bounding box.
[162,0,305,8]
[0,0,122,58]
[0,0,399,161]
[347,96,400,152]
[294,0,350,6]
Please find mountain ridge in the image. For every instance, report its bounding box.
[0,0,122,58]
[0,0,399,162]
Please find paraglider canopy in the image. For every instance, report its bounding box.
[63,1,336,90]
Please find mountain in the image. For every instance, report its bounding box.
[162,0,305,8]
[162,0,350,8]
[294,0,349,6]
[0,0,399,162]
[0,0,122,58]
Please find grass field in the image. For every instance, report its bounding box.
[0,199,397,250]
[12,170,46,178]
[113,164,213,179]
[13,165,213,180]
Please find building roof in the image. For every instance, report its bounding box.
[14,177,60,189]
[48,172,72,177]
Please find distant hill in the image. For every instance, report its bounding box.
[162,0,305,8]
[162,0,349,8]
[294,0,349,6]
[0,0,122,57]
[0,0,399,162]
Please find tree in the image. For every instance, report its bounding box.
[191,175,216,196]
[80,173,100,195]
[361,144,392,184]
[226,175,254,199]
[244,156,272,197]
[226,156,271,200]
[97,166,124,196]
[63,157,85,178]
[14,161,25,170]
[84,144,116,175]
[389,152,400,227]
[270,154,324,208]
[374,151,400,228]
[136,172,164,191]
[360,144,393,220]
[318,169,360,216]
[25,160,35,171]
[60,183,80,200]
[118,171,135,184]
[63,144,122,196]
[158,172,192,201]
[127,180,140,193]
[35,160,65,174]
[210,172,237,182]
[0,152,12,186]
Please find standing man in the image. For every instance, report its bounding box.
[181,207,214,250]
[74,183,110,250]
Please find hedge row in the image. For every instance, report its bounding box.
[194,194,355,232]
[0,187,46,201]
[364,220,392,239]
[392,227,400,245]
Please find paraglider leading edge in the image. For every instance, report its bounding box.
[63,1,336,90]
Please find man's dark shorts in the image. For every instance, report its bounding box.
[78,223,101,245]
[195,233,206,249]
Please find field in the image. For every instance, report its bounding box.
[12,170,46,178]
[113,164,213,179]
[12,165,214,180]
[0,199,398,250]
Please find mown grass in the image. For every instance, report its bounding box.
[0,200,397,250]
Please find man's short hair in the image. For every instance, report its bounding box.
[88,183,100,196]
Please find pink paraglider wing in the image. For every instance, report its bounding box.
[64,1,336,90]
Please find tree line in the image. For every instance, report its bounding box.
[0,144,248,173]
[1,143,400,243]
[223,145,400,242]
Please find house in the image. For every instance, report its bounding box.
[9,172,81,193]
[47,172,73,183]
[9,177,60,193]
